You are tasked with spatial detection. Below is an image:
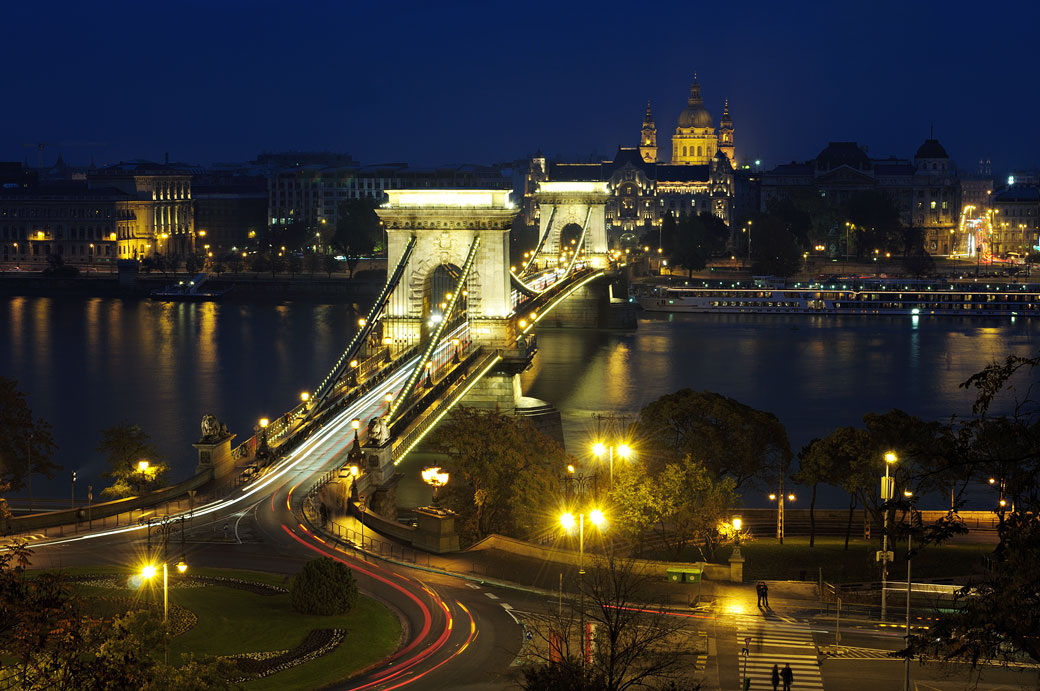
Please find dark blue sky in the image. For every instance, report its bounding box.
[2,0,1037,175]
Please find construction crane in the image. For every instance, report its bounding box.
[21,142,108,169]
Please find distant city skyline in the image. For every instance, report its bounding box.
[3,0,1038,175]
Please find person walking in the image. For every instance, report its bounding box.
[762,581,770,608]
[781,662,793,691]
[756,581,766,608]
[771,663,780,691]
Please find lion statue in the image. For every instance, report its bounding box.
[367,416,390,445]
[200,414,225,442]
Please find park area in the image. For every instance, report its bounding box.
[14,566,400,690]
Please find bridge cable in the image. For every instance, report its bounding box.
[518,205,556,277]
[310,235,418,408]
[388,234,481,423]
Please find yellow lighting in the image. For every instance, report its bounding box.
[732,517,742,531]
[560,512,576,531]
[989,477,996,485]
[787,493,796,502]
[518,319,527,328]
[300,392,310,402]
[358,318,366,327]
[351,418,360,430]
[247,230,256,239]
[589,509,606,528]
[36,231,44,239]
[384,393,393,403]
[259,418,269,428]
[141,564,157,580]
[421,466,449,487]
[350,465,359,477]
[176,560,188,574]
[137,460,150,473]
[350,359,359,368]
[388,190,508,208]
[566,464,575,473]
[198,230,206,237]
[109,233,116,241]
[617,444,631,459]
[538,181,610,194]
[769,493,777,500]
[904,490,913,498]
[885,452,897,464]
[592,442,606,457]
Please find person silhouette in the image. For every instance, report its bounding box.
[781,662,793,690]
[771,663,780,691]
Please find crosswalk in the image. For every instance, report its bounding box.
[735,616,823,690]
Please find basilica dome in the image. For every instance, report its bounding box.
[677,78,713,129]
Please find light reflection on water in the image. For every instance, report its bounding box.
[521,312,1039,507]
[3,297,1038,507]
[1,296,357,497]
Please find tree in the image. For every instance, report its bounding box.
[792,438,830,548]
[226,254,243,274]
[842,190,903,259]
[523,557,701,691]
[304,251,322,276]
[610,458,736,561]
[428,406,570,543]
[749,213,802,277]
[333,198,382,258]
[290,557,359,615]
[322,254,341,278]
[903,249,935,277]
[96,423,168,498]
[0,377,59,492]
[635,389,791,492]
[287,253,302,277]
[248,253,267,277]
[670,214,707,276]
[184,252,204,274]
[659,212,678,254]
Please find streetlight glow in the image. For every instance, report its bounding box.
[259,418,269,429]
[137,460,150,473]
[300,391,309,402]
[560,512,576,531]
[588,508,605,527]
[141,564,157,580]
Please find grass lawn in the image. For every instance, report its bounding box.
[66,567,401,690]
[712,536,993,583]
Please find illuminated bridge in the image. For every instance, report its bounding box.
[243,186,624,521]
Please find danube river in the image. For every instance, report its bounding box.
[3,296,1037,507]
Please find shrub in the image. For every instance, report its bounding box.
[290,557,358,615]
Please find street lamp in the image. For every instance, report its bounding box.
[768,492,796,544]
[139,516,188,664]
[137,459,151,494]
[560,508,606,667]
[592,441,631,487]
[880,451,897,620]
[731,516,743,559]
[421,467,449,506]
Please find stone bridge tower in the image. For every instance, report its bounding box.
[377,189,519,347]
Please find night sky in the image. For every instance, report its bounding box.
[3,0,1037,174]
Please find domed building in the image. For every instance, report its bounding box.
[666,75,734,167]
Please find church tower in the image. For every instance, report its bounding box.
[671,74,716,165]
[718,99,735,168]
[639,101,658,163]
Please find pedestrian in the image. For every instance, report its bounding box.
[756,581,765,608]
[762,581,770,608]
[771,664,780,691]
[781,662,793,691]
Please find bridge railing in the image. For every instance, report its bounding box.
[391,347,500,464]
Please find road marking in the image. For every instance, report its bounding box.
[736,618,824,690]
[484,592,500,600]
[500,604,520,624]
[465,582,481,589]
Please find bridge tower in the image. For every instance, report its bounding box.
[532,181,611,269]
[377,190,519,348]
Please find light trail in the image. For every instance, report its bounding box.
[24,325,469,549]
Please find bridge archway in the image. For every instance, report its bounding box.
[422,263,467,342]
[558,223,584,261]
[377,189,518,347]
[531,181,610,269]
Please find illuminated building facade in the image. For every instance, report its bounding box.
[89,161,195,259]
[0,181,121,263]
[525,77,737,245]
[991,185,1039,256]
[760,139,963,255]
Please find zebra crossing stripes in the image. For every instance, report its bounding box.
[736,618,824,690]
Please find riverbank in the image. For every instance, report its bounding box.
[0,268,384,302]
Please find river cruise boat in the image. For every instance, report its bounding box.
[636,278,1040,316]
[150,273,228,302]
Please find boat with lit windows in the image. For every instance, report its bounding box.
[150,273,228,302]
[635,278,1040,316]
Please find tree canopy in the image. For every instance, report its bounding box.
[0,377,59,492]
[635,389,791,491]
[96,423,168,498]
[429,406,570,543]
[333,198,383,258]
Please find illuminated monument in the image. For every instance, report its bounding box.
[526,74,736,244]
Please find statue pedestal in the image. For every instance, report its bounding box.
[414,507,459,553]
[728,547,745,584]
[194,434,237,480]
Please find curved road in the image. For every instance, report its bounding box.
[25,327,525,690]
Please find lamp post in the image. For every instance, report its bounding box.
[560,508,605,668]
[137,459,151,494]
[421,467,449,506]
[139,515,188,664]
[592,441,631,488]
[768,491,795,544]
[903,489,916,691]
[880,451,897,621]
[731,516,743,559]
